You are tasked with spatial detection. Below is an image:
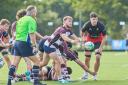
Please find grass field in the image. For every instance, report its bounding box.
[0,52,128,85]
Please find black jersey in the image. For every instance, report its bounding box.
[82,21,106,38]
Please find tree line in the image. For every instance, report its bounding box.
[0,0,128,39]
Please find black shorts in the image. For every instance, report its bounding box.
[10,46,14,55]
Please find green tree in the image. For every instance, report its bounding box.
[0,0,127,38]
[71,0,128,39]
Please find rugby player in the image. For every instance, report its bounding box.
[80,12,107,80]
[40,16,96,81]
[0,19,11,68]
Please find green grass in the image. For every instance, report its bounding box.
[1,52,128,85]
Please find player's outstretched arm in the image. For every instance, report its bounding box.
[60,34,78,44]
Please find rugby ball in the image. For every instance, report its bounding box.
[84,41,94,50]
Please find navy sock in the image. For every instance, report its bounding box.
[7,65,16,85]
[32,65,40,84]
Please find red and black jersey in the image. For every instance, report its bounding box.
[81,21,106,43]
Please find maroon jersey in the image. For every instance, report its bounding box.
[45,26,73,48]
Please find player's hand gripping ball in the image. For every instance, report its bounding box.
[84,41,94,50]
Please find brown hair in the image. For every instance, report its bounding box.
[16,9,26,20]
[0,19,10,25]
[90,12,98,18]
[26,5,36,12]
[63,16,73,22]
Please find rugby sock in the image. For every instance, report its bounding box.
[32,65,40,84]
[7,65,16,85]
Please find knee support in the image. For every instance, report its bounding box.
[2,51,9,56]
[85,55,91,58]
[95,51,102,55]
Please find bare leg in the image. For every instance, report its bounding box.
[1,49,11,68]
[3,55,11,68]
[12,56,21,67]
[23,57,32,71]
[40,52,50,67]
[49,52,61,80]
[94,54,101,73]
[85,51,91,67]
[85,57,90,68]
[38,52,44,61]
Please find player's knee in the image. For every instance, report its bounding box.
[95,51,102,56]
[95,53,101,61]
[85,51,91,55]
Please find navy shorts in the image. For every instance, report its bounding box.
[13,41,34,57]
[10,46,14,55]
[38,39,46,52]
[43,45,56,54]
